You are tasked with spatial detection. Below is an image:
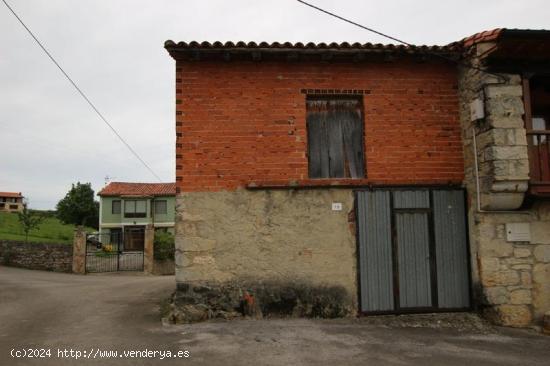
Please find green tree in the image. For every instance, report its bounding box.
[56,182,99,229]
[17,206,44,242]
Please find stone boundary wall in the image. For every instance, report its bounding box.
[0,240,73,273]
[153,259,175,275]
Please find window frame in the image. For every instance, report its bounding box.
[532,116,548,145]
[112,200,121,214]
[124,200,147,218]
[305,95,366,179]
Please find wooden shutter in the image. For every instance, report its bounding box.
[307,108,330,178]
[327,110,345,177]
[307,98,364,178]
[341,108,365,178]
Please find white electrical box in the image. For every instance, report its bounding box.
[332,202,342,211]
[470,98,485,121]
[506,223,531,242]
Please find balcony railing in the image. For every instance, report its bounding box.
[528,130,550,195]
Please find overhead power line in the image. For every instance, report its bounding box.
[297,0,416,47]
[1,0,162,182]
[296,0,507,82]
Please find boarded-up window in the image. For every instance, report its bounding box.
[306,98,365,178]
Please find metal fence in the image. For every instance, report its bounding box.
[85,231,144,273]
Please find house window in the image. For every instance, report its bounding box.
[9,205,18,210]
[112,200,121,214]
[526,75,550,185]
[532,117,548,144]
[154,200,167,215]
[0,203,4,208]
[124,200,147,218]
[306,97,365,178]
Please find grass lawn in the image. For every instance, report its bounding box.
[0,211,95,244]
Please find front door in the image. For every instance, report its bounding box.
[124,226,145,251]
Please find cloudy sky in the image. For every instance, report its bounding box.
[1,0,549,209]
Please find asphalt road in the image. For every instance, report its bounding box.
[1,265,549,366]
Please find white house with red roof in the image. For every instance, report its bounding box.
[0,192,24,213]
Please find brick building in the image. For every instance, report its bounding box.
[165,29,550,327]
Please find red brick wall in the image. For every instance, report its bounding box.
[175,59,463,192]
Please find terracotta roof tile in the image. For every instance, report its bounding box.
[164,40,458,54]
[166,29,550,60]
[461,28,503,48]
[98,182,176,197]
[0,192,23,198]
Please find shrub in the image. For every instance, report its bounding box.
[154,231,175,261]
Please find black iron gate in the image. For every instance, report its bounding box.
[85,230,144,273]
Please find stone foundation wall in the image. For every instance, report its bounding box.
[174,189,357,321]
[170,281,352,322]
[472,202,550,326]
[0,240,73,273]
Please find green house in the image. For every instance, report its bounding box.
[98,182,176,250]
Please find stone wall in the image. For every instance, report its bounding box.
[459,67,529,210]
[173,189,357,321]
[458,53,550,327]
[0,240,73,273]
[472,203,550,326]
[153,259,175,275]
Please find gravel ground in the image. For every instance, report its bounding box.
[1,266,548,366]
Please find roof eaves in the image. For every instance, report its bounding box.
[164,40,459,60]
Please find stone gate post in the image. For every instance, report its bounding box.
[144,224,155,274]
[72,226,86,274]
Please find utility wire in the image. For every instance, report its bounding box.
[296,0,507,82]
[298,0,416,47]
[1,0,163,182]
